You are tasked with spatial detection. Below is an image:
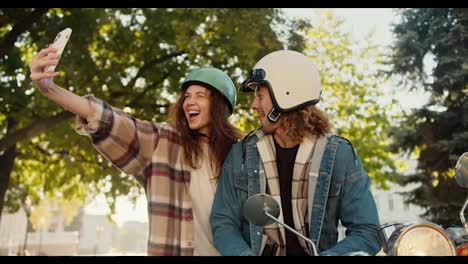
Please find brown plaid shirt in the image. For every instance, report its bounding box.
[75,95,195,256]
[256,131,320,256]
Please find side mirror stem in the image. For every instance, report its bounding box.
[263,209,319,256]
[460,196,468,233]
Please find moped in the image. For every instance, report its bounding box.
[378,152,468,256]
[242,152,468,256]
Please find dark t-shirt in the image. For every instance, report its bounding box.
[274,139,309,256]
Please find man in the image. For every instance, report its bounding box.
[210,50,381,256]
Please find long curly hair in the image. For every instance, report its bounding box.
[169,86,243,179]
[277,104,332,145]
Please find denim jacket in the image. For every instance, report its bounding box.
[210,132,381,256]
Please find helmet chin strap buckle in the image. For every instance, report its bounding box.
[267,107,281,123]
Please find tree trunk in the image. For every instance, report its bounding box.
[0,111,73,153]
[0,112,73,219]
[0,144,16,219]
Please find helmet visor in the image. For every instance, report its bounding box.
[240,69,266,92]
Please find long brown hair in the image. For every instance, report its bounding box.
[169,85,243,179]
[277,104,332,146]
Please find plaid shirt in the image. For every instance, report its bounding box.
[255,130,319,256]
[75,96,195,256]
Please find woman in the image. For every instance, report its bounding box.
[29,45,243,256]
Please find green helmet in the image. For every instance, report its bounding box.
[181,67,237,115]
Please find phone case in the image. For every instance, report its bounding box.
[45,28,72,72]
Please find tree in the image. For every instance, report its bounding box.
[303,10,400,189]
[0,8,308,219]
[389,8,467,227]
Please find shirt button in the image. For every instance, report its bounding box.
[254,170,258,173]
[188,241,193,247]
[256,232,261,235]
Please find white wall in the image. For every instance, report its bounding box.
[77,214,114,254]
[0,208,27,255]
[372,182,426,224]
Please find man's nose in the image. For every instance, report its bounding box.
[250,97,258,110]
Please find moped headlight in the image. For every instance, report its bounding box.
[383,223,456,256]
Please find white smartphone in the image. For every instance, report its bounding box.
[45,27,72,72]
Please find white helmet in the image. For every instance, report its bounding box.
[240,50,322,122]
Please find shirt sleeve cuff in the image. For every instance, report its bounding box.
[74,95,113,142]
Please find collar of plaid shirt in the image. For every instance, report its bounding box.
[255,132,319,256]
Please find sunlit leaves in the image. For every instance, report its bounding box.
[304,10,399,189]
[1,8,305,219]
[59,198,83,226]
[29,199,52,230]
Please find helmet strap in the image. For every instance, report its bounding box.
[267,107,281,123]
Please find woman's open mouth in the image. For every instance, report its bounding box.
[187,110,200,122]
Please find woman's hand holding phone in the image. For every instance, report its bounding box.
[29,28,72,94]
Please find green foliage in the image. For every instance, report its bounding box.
[389,8,468,227]
[304,10,399,189]
[0,8,305,216]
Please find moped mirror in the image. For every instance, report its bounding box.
[455,152,468,189]
[243,193,320,256]
[454,152,468,234]
[243,193,280,226]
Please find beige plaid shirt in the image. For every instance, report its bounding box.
[76,95,198,255]
[255,131,319,256]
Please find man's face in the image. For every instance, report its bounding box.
[250,84,278,133]
[183,84,212,136]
